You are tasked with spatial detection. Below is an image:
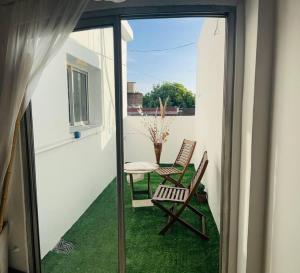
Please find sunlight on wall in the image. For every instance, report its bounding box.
[32,24,132,257]
[194,18,225,231]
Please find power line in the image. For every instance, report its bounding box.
[128,69,164,82]
[88,49,166,81]
[129,42,196,53]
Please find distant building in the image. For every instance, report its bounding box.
[127,81,136,93]
[126,81,195,116]
[127,81,143,108]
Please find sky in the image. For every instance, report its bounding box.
[126,18,204,94]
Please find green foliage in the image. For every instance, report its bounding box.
[143,82,195,108]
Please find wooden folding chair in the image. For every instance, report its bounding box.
[152,151,209,239]
[155,139,196,188]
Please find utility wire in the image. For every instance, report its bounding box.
[128,69,164,82]
[90,49,165,81]
[129,42,195,53]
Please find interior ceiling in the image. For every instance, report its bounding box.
[86,0,236,12]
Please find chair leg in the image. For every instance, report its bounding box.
[186,204,206,217]
[154,202,191,236]
[156,203,182,235]
[164,176,185,188]
[147,173,151,198]
[175,216,209,240]
[152,200,179,234]
[166,203,177,219]
[161,178,167,184]
[152,200,209,240]
[186,204,208,239]
[129,174,134,200]
[159,173,185,187]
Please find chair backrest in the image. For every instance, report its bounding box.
[174,139,196,168]
[188,151,208,196]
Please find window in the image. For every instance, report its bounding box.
[67,65,89,126]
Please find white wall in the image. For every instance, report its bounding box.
[124,116,196,164]
[237,0,259,271]
[237,0,277,271]
[194,18,225,231]
[122,20,133,118]
[265,1,300,272]
[32,25,132,257]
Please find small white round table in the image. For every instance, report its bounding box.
[124,162,159,207]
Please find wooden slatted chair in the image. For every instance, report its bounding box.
[155,139,196,188]
[151,151,209,239]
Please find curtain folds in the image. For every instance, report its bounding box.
[0,0,89,229]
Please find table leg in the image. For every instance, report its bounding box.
[148,173,151,198]
[130,174,134,200]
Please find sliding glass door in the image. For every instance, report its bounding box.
[23,5,237,273]
[29,20,123,273]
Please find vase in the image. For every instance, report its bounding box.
[154,143,162,164]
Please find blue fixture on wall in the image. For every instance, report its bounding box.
[74,131,81,139]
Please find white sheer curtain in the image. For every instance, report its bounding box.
[0,0,89,228]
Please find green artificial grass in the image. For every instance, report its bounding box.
[41,165,219,273]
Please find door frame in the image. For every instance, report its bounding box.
[22,4,239,273]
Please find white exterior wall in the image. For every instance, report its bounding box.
[237,0,259,271]
[265,1,300,272]
[194,18,225,231]
[124,116,196,164]
[32,25,132,257]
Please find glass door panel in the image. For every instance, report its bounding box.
[32,26,118,273]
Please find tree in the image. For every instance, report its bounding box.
[143,82,195,108]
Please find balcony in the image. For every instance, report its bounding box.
[30,16,225,273]
[41,164,219,273]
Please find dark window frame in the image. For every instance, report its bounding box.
[67,65,90,127]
